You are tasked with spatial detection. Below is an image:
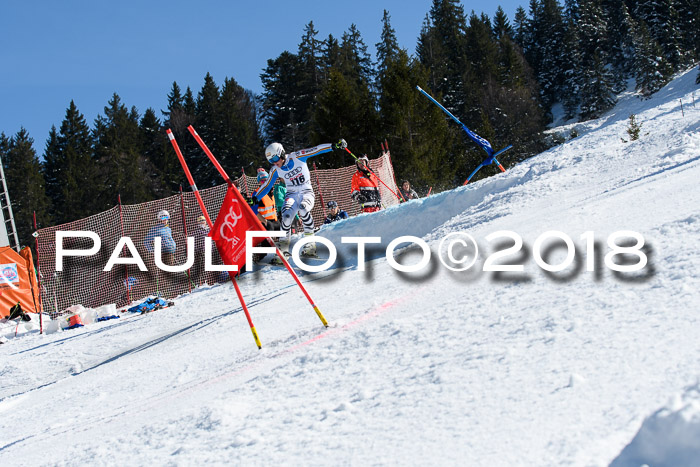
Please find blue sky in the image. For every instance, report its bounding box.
[1,0,523,154]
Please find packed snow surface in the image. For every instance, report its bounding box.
[1,68,699,466]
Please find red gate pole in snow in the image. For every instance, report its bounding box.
[166,129,263,349]
[33,211,43,334]
[187,125,328,328]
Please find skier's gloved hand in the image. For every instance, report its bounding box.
[334,139,347,150]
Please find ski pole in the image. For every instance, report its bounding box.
[167,129,262,348]
[342,145,405,202]
[187,125,328,328]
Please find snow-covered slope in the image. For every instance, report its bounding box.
[1,68,699,466]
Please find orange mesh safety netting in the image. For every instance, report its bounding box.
[34,153,398,316]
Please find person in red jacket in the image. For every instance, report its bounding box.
[351,155,381,213]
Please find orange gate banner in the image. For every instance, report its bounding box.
[0,246,41,317]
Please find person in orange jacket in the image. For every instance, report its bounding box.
[255,169,279,230]
[351,155,381,213]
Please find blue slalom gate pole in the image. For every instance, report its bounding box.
[416,86,512,184]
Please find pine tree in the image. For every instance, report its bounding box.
[339,24,375,89]
[162,81,184,126]
[312,74,377,163]
[162,82,198,193]
[673,0,699,64]
[42,100,100,224]
[627,114,641,140]
[191,73,221,186]
[218,77,263,173]
[378,49,454,189]
[633,0,686,70]
[576,0,616,118]
[578,0,608,61]
[42,126,61,210]
[297,21,323,147]
[312,25,379,158]
[260,51,304,150]
[528,0,569,113]
[513,6,531,49]
[579,50,616,119]
[561,16,582,119]
[321,34,342,72]
[417,0,469,113]
[493,6,514,40]
[602,0,636,92]
[183,87,196,117]
[493,35,547,156]
[3,129,51,246]
[375,9,400,95]
[465,12,499,88]
[93,93,154,207]
[0,133,8,162]
[633,20,672,97]
[140,108,177,196]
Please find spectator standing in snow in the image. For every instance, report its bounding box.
[252,169,281,264]
[144,210,176,266]
[255,169,280,230]
[399,180,419,202]
[351,155,381,213]
[272,177,286,220]
[191,215,210,284]
[323,200,348,224]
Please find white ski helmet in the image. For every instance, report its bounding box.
[157,209,170,221]
[265,142,285,163]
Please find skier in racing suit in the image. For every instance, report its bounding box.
[252,139,347,258]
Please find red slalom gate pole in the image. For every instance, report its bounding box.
[167,129,263,349]
[187,125,328,327]
[33,211,43,334]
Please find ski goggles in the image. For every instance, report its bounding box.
[269,154,281,163]
[159,214,170,221]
